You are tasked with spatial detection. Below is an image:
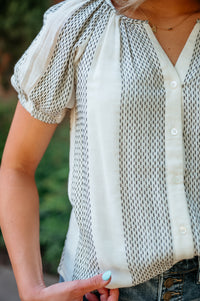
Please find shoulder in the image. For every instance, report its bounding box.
[39,0,112,49]
[11,0,112,124]
[43,0,108,27]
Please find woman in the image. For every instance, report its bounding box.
[1,0,200,300]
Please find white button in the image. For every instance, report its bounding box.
[179,226,187,235]
[170,81,178,89]
[171,128,178,135]
[174,176,182,184]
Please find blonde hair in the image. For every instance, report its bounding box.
[114,0,146,12]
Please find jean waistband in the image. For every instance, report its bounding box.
[162,256,200,276]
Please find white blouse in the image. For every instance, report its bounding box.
[11,0,200,289]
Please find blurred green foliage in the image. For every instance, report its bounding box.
[0,99,17,249]
[0,97,71,273]
[0,0,51,88]
[0,0,70,274]
[36,112,71,273]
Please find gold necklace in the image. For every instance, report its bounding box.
[139,8,199,33]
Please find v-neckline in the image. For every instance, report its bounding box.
[143,20,200,83]
[105,0,200,83]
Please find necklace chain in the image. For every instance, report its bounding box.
[139,8,199,33]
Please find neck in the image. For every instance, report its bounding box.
[140,0,200,18]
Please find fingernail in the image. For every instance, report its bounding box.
[102,270,112,281]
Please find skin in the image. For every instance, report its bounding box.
[1,0,200,300]
[118,0,200,65]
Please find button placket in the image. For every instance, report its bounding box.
[164,75,194,261]
[144,19,196,261]
[162,275,183,300]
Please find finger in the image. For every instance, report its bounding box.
[71,271,112,297]
[100,293,109,301]
[98,288,109,301]
[108,288,119,300]
[85,292,99,301]
[98,288,109,296]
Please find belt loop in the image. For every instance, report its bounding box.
[158,273,164,301]
[197,256,200,284]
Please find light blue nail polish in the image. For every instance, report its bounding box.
[102,270,112,281]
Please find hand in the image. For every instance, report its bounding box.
[22,272,119,301]
[85,287,119,301]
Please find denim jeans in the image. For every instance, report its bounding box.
[59,256,200,300]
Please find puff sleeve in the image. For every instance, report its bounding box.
[11,0,86,123]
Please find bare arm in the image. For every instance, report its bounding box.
[0,102,119,301]
[0,102,57,298]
